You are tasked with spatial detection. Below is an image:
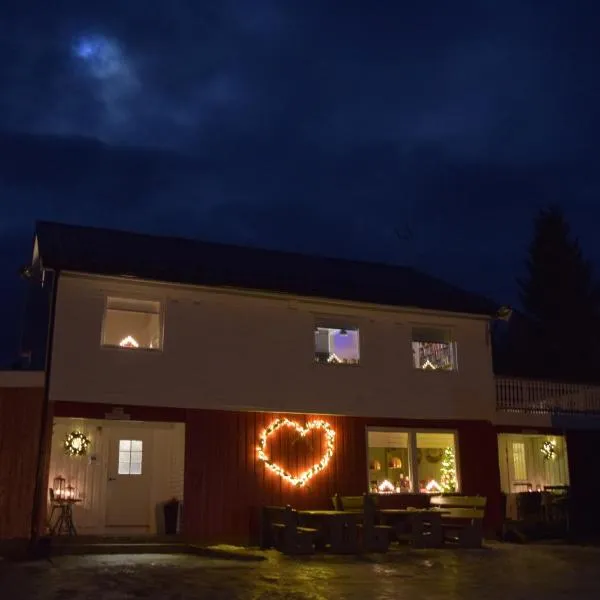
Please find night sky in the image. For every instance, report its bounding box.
[1,1,600,366]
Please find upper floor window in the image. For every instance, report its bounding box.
[411,326,456,371]
[102,297,162,350]
[314,326,360,365]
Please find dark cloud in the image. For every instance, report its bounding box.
[1,0,600,364]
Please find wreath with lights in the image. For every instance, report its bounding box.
[540,440,557,461]
[64,431,91,457]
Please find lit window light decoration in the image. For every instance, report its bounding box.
[256,418,335,487]
[541,439,557,461]
[64,431,91,457]
[425,479,443,493]
[377,479,395,494]
[422,359,437,370]
[119,335,139,348]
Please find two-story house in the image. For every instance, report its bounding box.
[9,221,507,544]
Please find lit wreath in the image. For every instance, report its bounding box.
[540,439,557,461]
[64,431,91,457]
[256,418,335,487]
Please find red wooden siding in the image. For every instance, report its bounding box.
[182,410,503,544]
[0,387,46,539]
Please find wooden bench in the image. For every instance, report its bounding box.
[356,494,392,553]
[333,494,380,512]
[430,495,487,548]
[260,506,318,555]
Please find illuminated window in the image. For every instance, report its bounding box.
[314,326,360,364]
[118,440,143,475]
[367,429,459,494]
[102,297,162,350]
[498,434,569,493]
[512,442,528,481]
[411,327,457,370]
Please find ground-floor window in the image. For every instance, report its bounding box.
[367,428,459,494]
[497,433,570,493]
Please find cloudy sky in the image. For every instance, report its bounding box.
[1,0,600,365]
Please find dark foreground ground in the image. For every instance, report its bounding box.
[1,542,598,599]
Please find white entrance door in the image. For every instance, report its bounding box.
[105,427,152,529]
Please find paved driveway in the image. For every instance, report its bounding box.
[1,543,598,599]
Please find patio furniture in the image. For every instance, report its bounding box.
[356,494,392,552]
[259,506,318,555]
[380,508,445,548]
[430,495,487,548]
[334,493,379,512]
[48,489,80,536]
[298,510,363,554]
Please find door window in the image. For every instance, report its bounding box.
[118,440,143,475]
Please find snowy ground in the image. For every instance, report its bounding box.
[1,542,598,599]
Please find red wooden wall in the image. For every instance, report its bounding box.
[50,401,503,544]
[0,387,46,540]
[182,410,503,544]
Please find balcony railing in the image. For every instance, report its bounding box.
[496,376,600,415]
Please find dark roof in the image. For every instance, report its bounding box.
[34,220,498,317]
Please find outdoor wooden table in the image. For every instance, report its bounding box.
[296,510,363,553]
[379,508,449,548]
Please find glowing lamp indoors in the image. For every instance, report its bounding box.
[377,479,395,493]
[425,479,443,493]
[256,418,335,487]
[119,335,139,348]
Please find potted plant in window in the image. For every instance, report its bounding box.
[163,497,180,535]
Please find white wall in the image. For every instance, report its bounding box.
[47,417,185,534]
[49,273,496,421]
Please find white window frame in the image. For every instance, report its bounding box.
[101,296,165,352]
[365,426,461,494]
[118,439,144,476]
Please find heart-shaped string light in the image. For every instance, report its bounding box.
[256,418,335,487]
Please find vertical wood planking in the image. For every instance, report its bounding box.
[0,387,46,539]
[181,408,503,544]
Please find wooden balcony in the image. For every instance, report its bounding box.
[496,376,600,415]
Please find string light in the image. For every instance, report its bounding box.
[119,335,139,348]
[64,431,91,457]
[541,439,557,460]
[377,479,395,493]
[256,418,336,487]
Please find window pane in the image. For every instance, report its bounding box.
[130,451,143,464]
[367,430,412,493]
[416,432,458,493]
[131,440,143,452]
[102,299,162,350]
[119,440,131,451]
[512,442,528,481]
[129,462,142,475]
[314,327,360,364]
[499,434,569,493]
[118,462,131,475]
[118,450,130,463]
[412,341,456,370]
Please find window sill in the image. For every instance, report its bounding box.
[101,345,163,353]
[413,367,458,374]
[313,361,361,367]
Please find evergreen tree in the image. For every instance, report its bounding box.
[517,205,600,382]
[440,446,457,493]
